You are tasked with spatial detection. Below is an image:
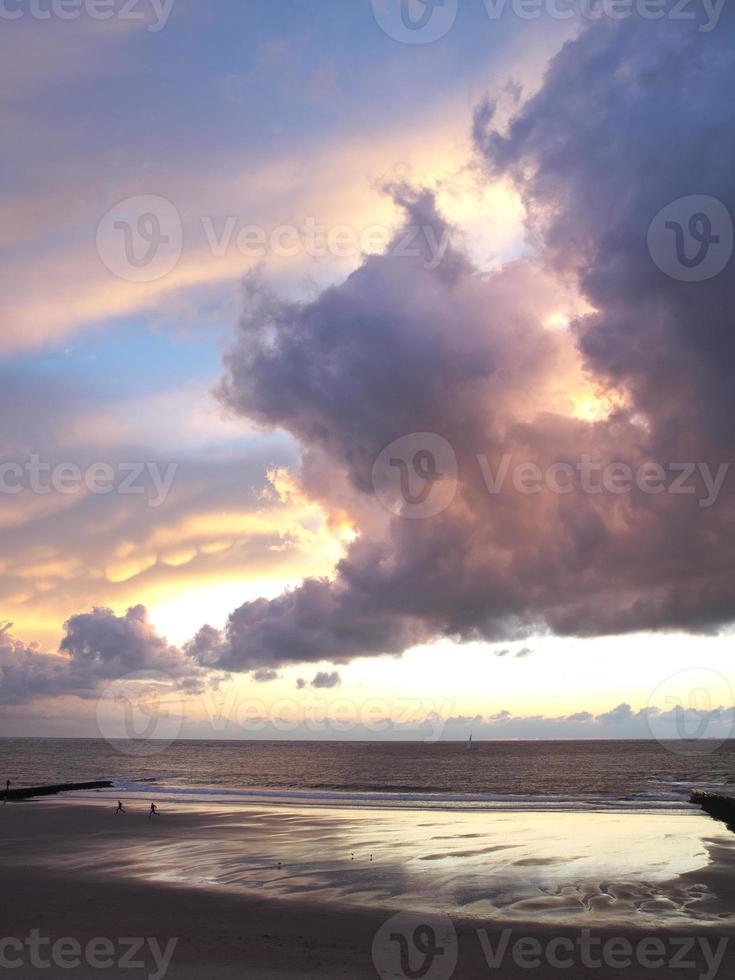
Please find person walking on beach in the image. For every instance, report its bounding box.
[115,800,126,814]
[3,779,9,804]
[148,802,158,819]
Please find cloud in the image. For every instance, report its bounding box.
[310,670,341,689]
[201,187,594,672]
[431,700,734,740]
[596,703,634,726]
[494,646,532,658]
[0,360,356,655]
[184,624,225,668]
[0,26,484,357]
[9,15,735,696]
[187,14,735,676]
[488,710,512,722]
[0,606,208,705]
[296,671,342,690]
[0,630,75,706]
[60,605,194,680]
[252,668,280,683]
[474,12,735,637]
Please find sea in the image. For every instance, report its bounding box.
[2,737,734,812]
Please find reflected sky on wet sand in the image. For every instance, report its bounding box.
[49,802,735,925]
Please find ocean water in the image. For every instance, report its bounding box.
[2,737,734,811]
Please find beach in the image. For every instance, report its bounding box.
[2,798,735,979]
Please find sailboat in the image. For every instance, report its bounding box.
[466,733,478,752]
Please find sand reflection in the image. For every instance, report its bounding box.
[53,801,735,925]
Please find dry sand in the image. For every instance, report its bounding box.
[1,799,734,978]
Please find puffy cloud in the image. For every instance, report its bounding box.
[476,12,735,453]
[596,703,635,726]
[475,12,735,636]
[0,606,207,705]
[204,189,599,670]
[191,14,735,676]
[184,624,225,668]
[208,576,426,672]
[10,16,735,696]
[310,670,341,689]
[296,671,342,689]
[60,605,195,681]
[0,625,75,705]
[488,710,512,722]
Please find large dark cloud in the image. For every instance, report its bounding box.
[475,9,735,634]
[0,606,204,705]
[475,9,735,452]
[198,14,735,675]
[10,17,731,702]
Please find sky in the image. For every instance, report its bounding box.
[1,0,734,742]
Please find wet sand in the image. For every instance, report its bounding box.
[1,799,734,978]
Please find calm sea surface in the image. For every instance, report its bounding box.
[2,738,734,810]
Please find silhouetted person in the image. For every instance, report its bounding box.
[3,779,9,805]
[115,800,125,814]
[148,802,158,819]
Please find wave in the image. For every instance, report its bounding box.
[68,779,703,813]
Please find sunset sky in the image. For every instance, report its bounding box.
[2,0,734,740]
